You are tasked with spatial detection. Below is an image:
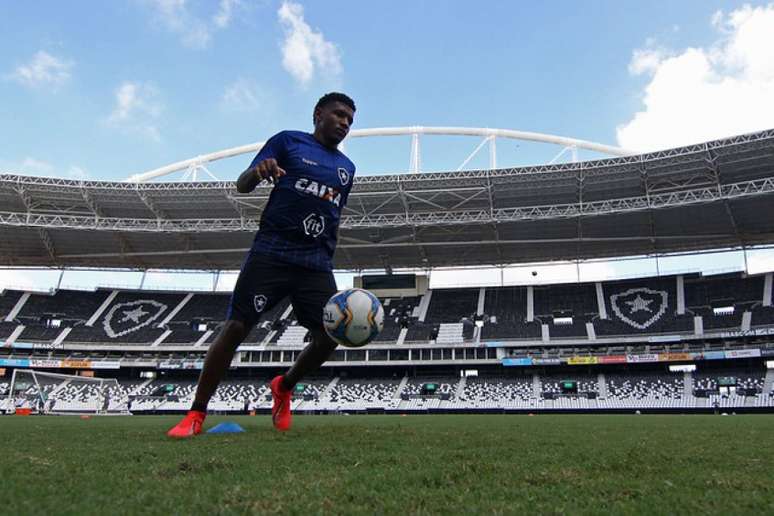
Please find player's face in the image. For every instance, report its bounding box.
[314,101,354,147]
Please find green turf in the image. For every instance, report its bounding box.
[1,414,772,515]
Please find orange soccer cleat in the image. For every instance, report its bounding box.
[166,410,206,438]
[270,375,293,431]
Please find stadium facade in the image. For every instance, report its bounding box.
[2,129,774,414]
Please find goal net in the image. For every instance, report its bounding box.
[4,370,130,415]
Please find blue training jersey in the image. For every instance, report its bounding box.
[246,130,355,271]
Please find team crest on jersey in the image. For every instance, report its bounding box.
[302,213,325,238]
[338,167,350,186]
[295,178,341,206]
[610,287,668,330]
[103,299,168,338]
[253,294,268,313]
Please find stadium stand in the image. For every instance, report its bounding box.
[693,368,765,393]
[751,305,774,328]
[405,321,436,343]
[423,289,479,324]
[7,289,112,342]
[17,289,112,323]
[394,376,456,411]
[10,288,295,347]
[4,365,773,414]
[16,324,63,342]
[161,292,231,345]
[541,374,598,396]
[214,380,269,411]
[376,296,420,342]
[42,382,128,413]
[435,323,464,344]
[63,291,188,345]
[595,276,693,336]
[0,380,9,412]
[685,273,762,331]
[168,292,231,326]
[457,375,534,408]
[0,289,25,318]
[534,284,597,338]
[404,289,477,342]
[327,377,402,410]
[276,324,310,346]
[481,286,541,340]
[600,373,686,409]
[686,273,761,310]
[4,272,774,348]
[0,321,19,340]
[2,274,774,416]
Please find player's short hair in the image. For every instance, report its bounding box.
[315,92,356,113]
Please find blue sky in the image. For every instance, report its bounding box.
[3,0,772,180]
[2,0,774,290]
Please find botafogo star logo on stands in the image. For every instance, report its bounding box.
[103,300,168,338]
[610,287,668,330]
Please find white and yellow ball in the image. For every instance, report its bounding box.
[323,288,384,347]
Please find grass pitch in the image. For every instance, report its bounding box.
[1,414,773,515]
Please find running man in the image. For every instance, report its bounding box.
[167,92,356,437]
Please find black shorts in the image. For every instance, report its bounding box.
[226,252,337,331]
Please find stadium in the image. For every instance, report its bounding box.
[5,0,774,507]
[3,125,774,512]
[3,127,774,414]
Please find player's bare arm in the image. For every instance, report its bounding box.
[236,158,286,193]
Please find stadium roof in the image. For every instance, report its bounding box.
[2,129,774,271]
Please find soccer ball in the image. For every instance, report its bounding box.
[323,288,384,347]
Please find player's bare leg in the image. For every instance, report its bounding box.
[271,329,337,431]
[192,320,250,409]
[167,320,250,438]
[282,329,337,389]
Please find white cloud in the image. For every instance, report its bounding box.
[213,0,241,29]
[221,78,264,111]
[618,4,774,152]
[107,81,163,142]
[2,158,88,179]
[143,0,244,48]
[277,1,342,86]
[17,157,55,176]
[628,48,667,76]
[711,10,725,29]
[144,0,211,48]
[9,50,73,89]
[67,166,89,180]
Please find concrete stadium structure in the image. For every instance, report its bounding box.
[2,128,774,414]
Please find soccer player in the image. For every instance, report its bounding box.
[167,92,356,437]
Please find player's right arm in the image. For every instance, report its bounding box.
[236,159,286,193]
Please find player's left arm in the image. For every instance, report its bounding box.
[339,164,356,209]
[236,132,289,193]
[236,159,286,193]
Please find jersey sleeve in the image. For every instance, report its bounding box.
[248,132,288,169]
[339,162,356,209]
